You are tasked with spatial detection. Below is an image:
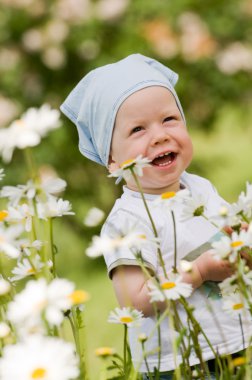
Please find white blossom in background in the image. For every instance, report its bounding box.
[108,307,144,327]
[95,0,129,21]
[180,193,208,221]
[0,182,36,206]
[41,177,67,197]
[0,169,5,181]
[7,203,34,232]
[84,207,105,227]
[37,197,74,219]
[216,42,252,75]
[109,155,151,182]
[148,273,193,302]
[10,254,45,281]
[55,0,92,24]
[0,335,79,380]
[0,224,23,259]
[0,104,60,163]
[0,96,18,128]
[1,177,67,206]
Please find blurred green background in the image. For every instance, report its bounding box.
[0,0,252,377]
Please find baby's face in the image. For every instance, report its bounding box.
[109,86,193,194]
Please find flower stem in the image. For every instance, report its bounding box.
[123,324,128,376]
[67,311,87,380]
[24,148,37,181]
[49,218,56,278]
[171,210,177,272]
[131,170,167,277]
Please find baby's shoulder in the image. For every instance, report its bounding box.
[181,172,217,194]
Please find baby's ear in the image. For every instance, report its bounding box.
[108,155,120,174]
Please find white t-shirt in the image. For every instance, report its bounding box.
[101,172,252,373]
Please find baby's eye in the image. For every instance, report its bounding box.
[163,116,175,123]
[131,126,143,134]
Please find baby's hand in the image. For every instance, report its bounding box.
[194,251,234,283]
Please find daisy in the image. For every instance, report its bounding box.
[0,335,79,380]
[7,203,34,232]
[222,293,249,318]
[219,274,239,296]
[86,231,158,258]
[209,203,242,229]
[83,207,105,227]
[20,240,43,256]
[0,210,8,222]
[108,307,144,326]
[10,254,44,281]
[0,278,11,295]
[40,177,67,197]
[0,121,40,163]
[0,224,23,259]
[37,197,74,219]
[180,193,208,221]
[22,104,60,137]
[0,104,60,163]
[0,183,34,207]
[0,322,11,339]
[148,273,193,302]
[109,155,151,182]
[153,188,191,211]
[212,230,252,263]
[1,178,67,207]
[95,346,116,357]
[7,278,88,331]
[236,182,252,218]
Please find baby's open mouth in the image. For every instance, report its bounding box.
[151,152,177,167]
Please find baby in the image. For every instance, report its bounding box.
[61,54,251,378]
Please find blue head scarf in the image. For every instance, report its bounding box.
[60,53,185,167]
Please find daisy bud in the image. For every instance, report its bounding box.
[180,260,193,273]
[0,279,11,295]
[0,322,11,338]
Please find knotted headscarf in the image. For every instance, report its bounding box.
[60,54,185,166]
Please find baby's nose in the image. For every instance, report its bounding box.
[151,127,170,146]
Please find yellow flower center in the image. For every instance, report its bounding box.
[69,290,90,305]
[232,303,244,310]
[120,159,135,168]
[31,368,47,378]
[0,210,8,221]
[161,282,176,289]
[95,346,115,357]
[120,316,133,324]
[138,234,147,239]
[27,268,36,274]
[232,357,246,367]
[231,241,243,248]
[161,192,176,199]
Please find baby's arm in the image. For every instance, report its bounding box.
[112,252,233,317]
